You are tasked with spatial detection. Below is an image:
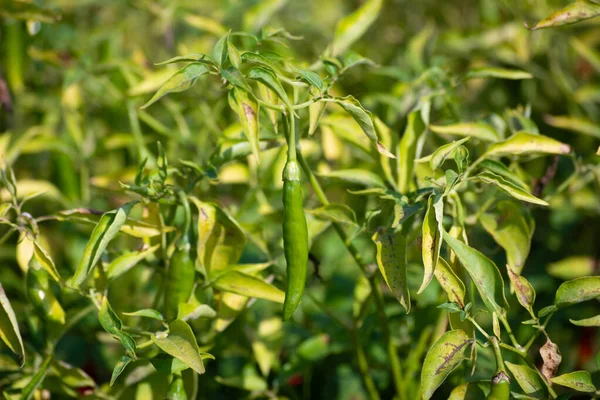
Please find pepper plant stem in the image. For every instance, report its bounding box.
[296,149,405,400]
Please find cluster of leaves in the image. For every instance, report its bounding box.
[1,0,600,399]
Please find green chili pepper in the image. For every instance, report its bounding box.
[27,258,66,325]
[486,371,510,400]
[282,113,308,320]
[165,374,187,400]
[164,192,196,321]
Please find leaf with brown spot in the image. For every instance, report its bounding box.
[551,371,596,393]
[506,361,547,398]
[555,277,600,308]
[434,257,465,307]
[372,229,410,312]
[507,265,536,316]
[419,193,443,294]
[229,88,260,162]
[421,329,472,400]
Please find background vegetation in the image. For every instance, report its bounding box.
[1,0,600,399]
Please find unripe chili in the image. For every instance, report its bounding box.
[164,192,196,321]
[282,160,308,320]
[487,371,510,400]
[165,374,187,400]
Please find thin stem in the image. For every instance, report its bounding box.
[467,316,491,340]
[296,149,405,400]
[499,315,523,351]
[524,312,554,351]
[353,330,381,400]
[287,112,297,162]
[490,337,507,374]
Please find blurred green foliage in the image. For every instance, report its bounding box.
[0,0,600,399]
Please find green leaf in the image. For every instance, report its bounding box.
[141,63,209,109]
[212,31,230,67]
[318,169,386,188]
[506,361,547,397]
[334,96,394,158]
[428,137,470,171]
[122,309,165,321]
[484,132,571,158]
[178,304,217,321]
[398,110,426,193]
[99,297,137,358]
[32,241,61,282]
[106,244,160,281]
[213,271,284,303]
[372,229,410,312]
[296,69,323,92]
[547,256,596,280]
[420,193,443,294]
[240,52,281,73]
[526,0,600,30]
[0,283,24,366]
[543,115,600,139]
[308,100,327,135]
[328,0,383,56]
[69,202,136,287]
[430,122,499,142]
[221,67,252,92]
[307,204,357,225]
[465,67,533,80]
[555,277,600,307]
[21,355,53,400]
[480,160,530,191]
[434,258,466,308]
[152,319,206,374]
[443,231,507,314]
[480,201,533,273]
[569,315,600,327]
[507,266,536,316]
[189,197,246,273]
[551,371,596,393]
[247,67,293,110]
[110,355,133,386]
[421,329,473,400]
[476,171,548,206]
[227,39,241,69]
[229,89,260,162]
[154,53,212,66]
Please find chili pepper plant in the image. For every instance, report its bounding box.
[1,0,600,399]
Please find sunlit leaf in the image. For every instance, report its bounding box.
[465,67,532,80]
[483,132,571,158]
[430,122,499,142]
[152,320,206,374]
[141,63,209,109]
[420,193,443,294]
[476,171,548,206]
[214,271,284,303]
[328,0,383,56]
[526,0,600,30]
[0,284,24,366]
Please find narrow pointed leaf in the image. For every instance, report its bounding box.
[398,110,426,193]
[70,202,136,287]
[106,244,160,280]
[570,315,600,327]
[421,329,473,400]
[110,355,133,386]
[308,100,327,135]
[465,67,532,80]
[434,258,466,308]
[296,69,323,91]
[506,361,547,397]
[152,319,205,374]
[372,230,410,312]
[318,169,386,188]
[420,194,443,294]
[526,0,600,30]
[229,89,260,162]
[334,96,394,158]
[0,284,24,366]
[429,137,470,171]
[214,271,284,303]
[484,132,571,158]
[247,67,293,110]
[476,171,548,206]
[443,231,507,313]
[544,115,600,139]
[141,63,209,109]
